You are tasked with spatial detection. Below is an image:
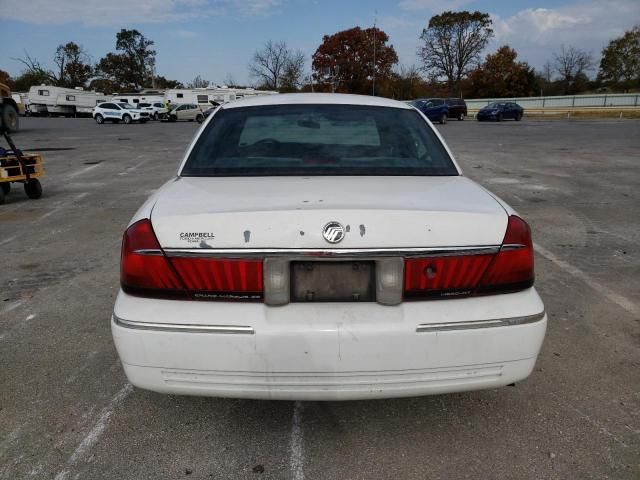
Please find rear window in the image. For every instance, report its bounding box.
[181,104,457,177]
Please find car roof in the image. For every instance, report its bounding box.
[222,93,413,110]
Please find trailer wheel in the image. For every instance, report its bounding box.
[1,183,10,195]
[1,104,19,132]
[24,179,42,199]
[122,114,132,124]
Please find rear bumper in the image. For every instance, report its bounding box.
[112,289,546,400]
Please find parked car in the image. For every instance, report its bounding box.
[445,98,468,120]
[112,93,546,401]
[165,103,205,123]
[409,98,449,124]
[93,102,150,124]
[477,102,524,121]
[137,102,167,120]
[203,106,218,119]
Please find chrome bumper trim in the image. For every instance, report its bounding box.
[416,311,545,333]
[112,315,254,334]
[163,246,500,259]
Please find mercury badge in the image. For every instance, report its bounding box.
[322,222,345,244]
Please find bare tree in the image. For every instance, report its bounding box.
[12,50,55,82]
[280,50,306,92]
[223,73,237,87]
[553,45,594,91]
[187,75,210,88]
[249,40,305,91]
[418,11,494,94]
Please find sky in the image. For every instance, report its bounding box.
[1,0,639,86]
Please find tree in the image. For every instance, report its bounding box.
[418,11,493,95]
[468,46,539,98]
[312,27,398,95]
[154,76,183,89]
[12,50,55,83]
[387,65,429,100]
[54,42,93,88]
[598,25,640,88]
[553,45,594,94]
[249,41,305,91]
[187,75,210,88]
[96,29,156,90]
[279,50,306,92]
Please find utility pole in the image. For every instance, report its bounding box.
[372,12,377,96]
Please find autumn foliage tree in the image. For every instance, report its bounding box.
[312,27,398,95]
[468,46,539,98]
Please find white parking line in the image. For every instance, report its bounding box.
[534,243,639,316]
[118,159,149,176]
[0,300,23,316]
[37,193,89,221]
[0,235,16,247]
[288,401,304,480]
[53,383,133,480]
[68,163,102,179]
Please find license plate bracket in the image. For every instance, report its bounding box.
[291,261,376,302]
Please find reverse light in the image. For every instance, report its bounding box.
[376,258,404,305]
[264,259,290,306]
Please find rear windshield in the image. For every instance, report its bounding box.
[181,104,457,176]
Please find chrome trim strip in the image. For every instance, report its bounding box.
[501,243,526,251]
[112,315,254,334]
[133,249,163,256]
[416,311,545,333]
[163,246,500,259]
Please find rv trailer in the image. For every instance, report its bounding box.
[27,86,109,116]
[164,87,278,107]
[111,91,165,106]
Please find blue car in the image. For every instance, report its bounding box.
[409,98,449,124]
[476,102,524,122]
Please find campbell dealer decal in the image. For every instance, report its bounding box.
[180,232,215,243]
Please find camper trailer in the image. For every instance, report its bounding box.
[164,87,278,108]
[27,86,109,116]
[111,91,165,106]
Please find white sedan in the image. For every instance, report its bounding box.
[112,93,546,400]
[93,102,150,124]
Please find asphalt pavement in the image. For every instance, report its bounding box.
[0,116,638,479]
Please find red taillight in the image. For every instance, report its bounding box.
[120,219,263,301]
[477,215,534,294]
[404,254,494,298]
[404,215,534,300]
[169,258,263,300]
[121,219,187,298]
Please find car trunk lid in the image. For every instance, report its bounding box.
[150,176,508,249]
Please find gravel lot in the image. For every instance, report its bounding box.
[1,116,638,479]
